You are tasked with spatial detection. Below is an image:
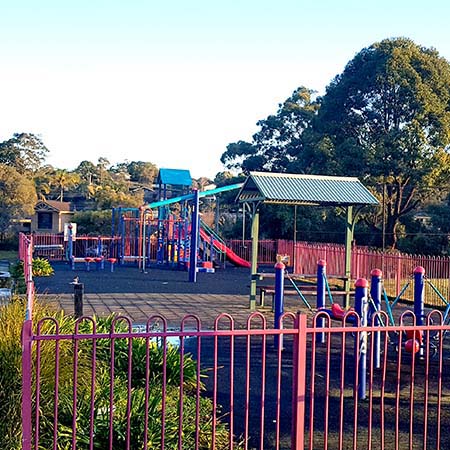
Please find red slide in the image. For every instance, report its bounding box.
[199,228,251,268]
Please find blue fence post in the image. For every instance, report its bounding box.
[370,268,382,369]
[355,277,368,400]
[316,259,326,344]
[274,260,285,350]
[414,266,425,357]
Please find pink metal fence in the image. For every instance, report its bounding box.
[31,234,121,260]
[18,232,34,317]
[21,311,450,449]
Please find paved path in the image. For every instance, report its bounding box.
[39,292,308,329]
[35,263,312,329]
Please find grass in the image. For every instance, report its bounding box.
[0,250,17,262]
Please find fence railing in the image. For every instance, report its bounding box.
[18,232,34,319]
[32,234,121,260]
[28,233,450,305]
[21,311,450,449]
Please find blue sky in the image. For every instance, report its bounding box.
[1,0,449,178]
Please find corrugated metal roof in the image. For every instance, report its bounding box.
[236,172,378,206]
[158,168,192,187]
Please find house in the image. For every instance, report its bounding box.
[31,200,74,233]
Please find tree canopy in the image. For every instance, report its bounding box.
[0,164,37,235]
[221,37,450,248]
[312,37,450,247]
[0,133,49,174]
[221,87,319,173]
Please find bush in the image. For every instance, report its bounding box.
[10,258,54,293]
[0,300,241,449]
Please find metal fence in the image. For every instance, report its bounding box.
[21,311,450,449]
[31,234,121,260]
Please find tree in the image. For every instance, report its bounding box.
[74,160,98,199]
[311,37,450,248]
[50,169,80,201]
[33,165,55,200]
[221,87,319,173]
[0,164,37,236]
[0,133,49,174]
[125,161,158,185]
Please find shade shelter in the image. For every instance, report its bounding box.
[236,172,379,309]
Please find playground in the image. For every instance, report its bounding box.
[17,171,450,449]
[30,258,450,449]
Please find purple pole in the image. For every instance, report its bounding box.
[370,269,382,369]
[316,259,326,344]
[414,266,425,357]
[355,278,368,400]
[274,260,285,350]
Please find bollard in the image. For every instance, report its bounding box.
[370,269,382,369]
[274,260,285,350]
[73,282,84,318]
[355,278,368,400]
[316,259,326,344]
[414,266,425,357]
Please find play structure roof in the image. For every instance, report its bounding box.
[158,168,192,187]
[236,172,378,207]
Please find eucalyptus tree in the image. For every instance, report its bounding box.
[221,86,319,173]
[0,133,48,174]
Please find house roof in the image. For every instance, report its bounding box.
[157,168,192,187]
[35,200,73,212]
[236,172,379,207]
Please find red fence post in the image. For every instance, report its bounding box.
[21,319,33,450]
[291,313,307,449]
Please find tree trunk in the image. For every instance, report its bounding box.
[384,214,398,249]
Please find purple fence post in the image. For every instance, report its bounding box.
[274,260,285,350]
[370,269,382,369]
[291,313,307,450]
[355,278,368,400]
[21,319,33,450]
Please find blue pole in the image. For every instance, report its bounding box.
[370,269,382,369]
[189,190,200,283]
[355,278,368,400]
[414,266,425,357]
[316,259,326,344]
[120,212,125,265]
[274,260,285,350]
[414,266,425,326]
[68,224,73,266]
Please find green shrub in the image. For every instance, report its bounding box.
[0,300,242,450]
[10,258,54,293]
